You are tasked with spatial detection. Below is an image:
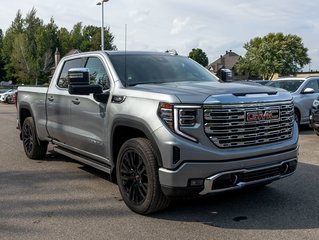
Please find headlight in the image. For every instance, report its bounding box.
[158,102,200,142]
[313,99,319,108]
[158,103,174,130]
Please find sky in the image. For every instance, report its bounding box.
[1,0,319,71]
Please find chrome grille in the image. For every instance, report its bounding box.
[204,101,294,148]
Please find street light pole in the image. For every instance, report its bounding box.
[97,0,109,51]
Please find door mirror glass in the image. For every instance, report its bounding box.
[68,68,103,95]
[68,68,90,85]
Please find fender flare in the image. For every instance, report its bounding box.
[18,102,42,144]
[111,117,163,168]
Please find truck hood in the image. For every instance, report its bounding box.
[132,81,290,104]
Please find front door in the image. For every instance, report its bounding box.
[68,56,111,160]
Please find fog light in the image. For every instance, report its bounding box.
[213,173,239,190]
[189,179,204,187]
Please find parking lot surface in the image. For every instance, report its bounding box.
[0,104,318,240]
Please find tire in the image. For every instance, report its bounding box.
[21,117,48,159]
[116,138,170,214]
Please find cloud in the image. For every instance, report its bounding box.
[1,0,319,70]
[170,17,190,35]
[129,9,150,23]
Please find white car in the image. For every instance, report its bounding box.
[0,89,14,103]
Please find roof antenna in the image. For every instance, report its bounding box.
[124,23,127,87]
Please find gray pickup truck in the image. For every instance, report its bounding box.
[17,51,298,214]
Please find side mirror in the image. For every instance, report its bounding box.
[68,68,90,85]
[302,87,315,94]
[68,68,103,95]
[220,68,232,82]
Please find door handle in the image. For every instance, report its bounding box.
[72,98,80,105]
[48,96,54,102]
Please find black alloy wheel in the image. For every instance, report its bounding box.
[116,138,170,214]
[22,120,34,155]
[21,117,48,159]
[120,149,148,205]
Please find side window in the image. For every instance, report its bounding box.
[85,57,110,90]
[57,58,85,88]
[304,80,319,93]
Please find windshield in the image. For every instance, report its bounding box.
[109,54,218,86]
[267,80,304,92]
[0,89,12,94]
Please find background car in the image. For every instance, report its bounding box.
[0,89,14,103]
[310,96,319,135]
[5,90,17,104]
[266,77,319,125]
[0,89,15,103]
[251,80,271,85]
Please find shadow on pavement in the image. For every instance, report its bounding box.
[152,162,319,230]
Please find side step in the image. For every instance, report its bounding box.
[54,146,112,174]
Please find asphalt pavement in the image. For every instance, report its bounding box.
[0,103,318,240]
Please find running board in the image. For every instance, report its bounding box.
[54,146,112,174]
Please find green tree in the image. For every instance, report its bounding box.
[57,27,71,56]
[69,22,83,50]
[24,8,42,57]
[34,18,59,84]
[103,26,117,50]
[10,33,35,84]
[0,29,5,81]
[236,33,311,79]
[2,9,117,85]
[188,48,208,67]
[80,25,117,51]
[1,10,24,83]
[81,25,100,51]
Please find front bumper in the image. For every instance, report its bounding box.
[159,146,298,197]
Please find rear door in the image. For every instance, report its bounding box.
[46,57,86,142]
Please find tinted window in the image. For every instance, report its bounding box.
[57,58,85,88]
[267,80,304,92]
[304,79,319,93]
[85,57,110,90]
[109,54,218,86]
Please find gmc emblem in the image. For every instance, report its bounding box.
[246,109,279,122]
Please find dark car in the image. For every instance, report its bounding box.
[310,96,319,135]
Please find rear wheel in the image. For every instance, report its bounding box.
[21,117,48,159]
[116,138,170,214]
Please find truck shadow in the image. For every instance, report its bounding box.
[152,162,319,230]
[299,125,315,135]
[31,148,319,230]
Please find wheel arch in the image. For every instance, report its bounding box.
[111,118,163,180]
[18,103,41,144]
[294,106,301,124]
[19,103,33,130]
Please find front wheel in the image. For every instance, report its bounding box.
[21,117,48,159]
[116,138,170,214]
